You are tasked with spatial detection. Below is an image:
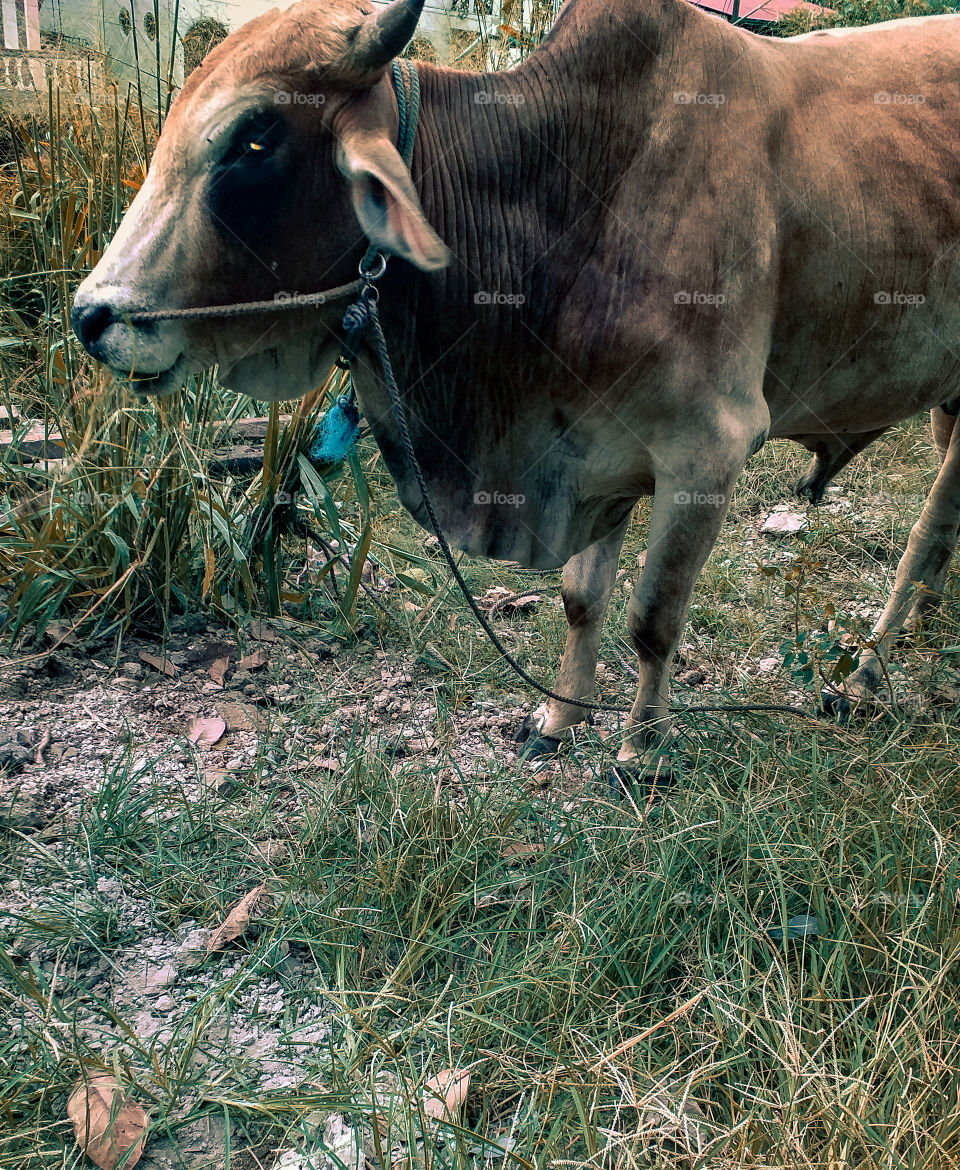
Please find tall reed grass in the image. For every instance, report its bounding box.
[0,81,376,643]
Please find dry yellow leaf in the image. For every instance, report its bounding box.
[423,1069,470,1122]
[501,842,543,860]
[200,546,215,600]
[205,882,268,955]
[67,1073,148,1170]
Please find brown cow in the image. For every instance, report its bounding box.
[72,0,960,779]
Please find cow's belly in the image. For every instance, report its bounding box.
[763,302,960,438]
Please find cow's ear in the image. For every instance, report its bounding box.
[338,133,449,271]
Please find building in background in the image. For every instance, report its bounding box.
[687,0,833,32]
[0,0,547,110]
[0,0,216,109]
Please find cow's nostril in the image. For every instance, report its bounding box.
[71,301,117,356]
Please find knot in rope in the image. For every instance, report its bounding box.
[341,300,371,336]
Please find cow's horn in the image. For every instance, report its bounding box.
[352,0,425,71]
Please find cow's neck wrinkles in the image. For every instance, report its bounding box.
[379,0,689,353]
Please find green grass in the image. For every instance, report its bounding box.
[3,710,960,1168]
[3,416,960,1168]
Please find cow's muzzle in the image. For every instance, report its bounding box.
[72,283,189,393]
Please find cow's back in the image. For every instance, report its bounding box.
[758,16,960,433]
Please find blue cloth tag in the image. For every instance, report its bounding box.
[309,394,361,464]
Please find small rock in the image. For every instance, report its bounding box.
[138,961,178,996]
[176,928,211,969]
[757,657,780,673]
[0,741,32,775]
[153,994,176,1013]
[0,790,43,829]
[759,509,807,536]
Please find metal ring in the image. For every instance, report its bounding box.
[359,252,387,281]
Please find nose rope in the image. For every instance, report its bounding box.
[121,59,419,327]
[124,279,364,324]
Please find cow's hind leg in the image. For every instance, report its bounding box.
[824,404,960,714]
[516,519,628,757]
[795,429,888,504]
[903,402,960,629]
[931,400,959,461]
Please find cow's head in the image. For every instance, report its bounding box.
[72,0,448,401]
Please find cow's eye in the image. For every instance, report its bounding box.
[218,112,284,168]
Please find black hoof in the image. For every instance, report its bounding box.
[607,762,682,801]
[795,478,825,506]
[819,690,851,723]
[514,715,539,744]
[519,734,565,760]
[514,715,565,759]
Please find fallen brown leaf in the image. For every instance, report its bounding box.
[423,1069,470,1122]
[216,701,258,732]
[45,621,79,646]
[187,716,226,747]
[502,592,542,613]
[237,647,270,671]
[205,882,268,955]
[501,842,543,860]
[208,656,230,686]
[139,651,176,677]
[34,728,52,765]
[247,621,278,642]
[67,1073,148,1170]
[483,589,543,615]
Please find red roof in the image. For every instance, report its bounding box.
[691,0,833,22]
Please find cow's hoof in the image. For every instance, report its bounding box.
[607,761,683,801]
[514,715,564,759]
[520,734,565,760]
[795,480,824,505]
[514,714,539,744]
[819,690,851,722]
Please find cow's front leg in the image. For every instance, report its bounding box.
[517,519,629,757]
[615,466,741,787]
